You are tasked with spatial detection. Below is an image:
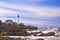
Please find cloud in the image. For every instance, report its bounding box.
[0,1,60,17]
[0,16,60,27]
[0,8,17,15]
[0,1,60,27]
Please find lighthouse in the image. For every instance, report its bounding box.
[17,14,20,24]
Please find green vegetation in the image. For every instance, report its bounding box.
[0,33,7,40]
[0,20,38,36]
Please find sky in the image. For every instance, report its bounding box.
[0,0,60,27]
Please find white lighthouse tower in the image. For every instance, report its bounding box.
[17,14,20,24]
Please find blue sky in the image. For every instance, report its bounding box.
[0,0,60,27]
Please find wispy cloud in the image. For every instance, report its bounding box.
[0,1,60,17]
[0,1,60,27]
